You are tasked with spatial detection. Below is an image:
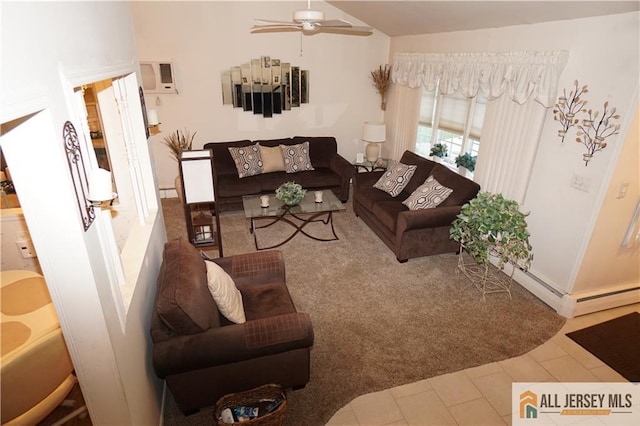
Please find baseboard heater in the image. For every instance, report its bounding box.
[576,286,640,302]
[512,267,640,318]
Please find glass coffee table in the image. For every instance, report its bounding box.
[242,189,346,250]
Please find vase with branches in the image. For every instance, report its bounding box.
[162,129,197,162]
[163,128,196,201]
[370,64,391,111]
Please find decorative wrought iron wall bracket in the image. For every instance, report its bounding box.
[63,121,95,231]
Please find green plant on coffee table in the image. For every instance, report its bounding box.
[455,152,477,172]
[429,143,448,158]
[450,192,533,271]
[162,128,197,161]
[275,182,306,206]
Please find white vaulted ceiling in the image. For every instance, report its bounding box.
[327,1,640,36]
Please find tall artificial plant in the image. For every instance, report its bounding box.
[162,129,197,161]
[370,64,391,111]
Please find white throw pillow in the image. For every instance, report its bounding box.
[205,260,246,324]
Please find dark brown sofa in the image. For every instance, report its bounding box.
[203,136,355,211]
[353,151,480,262]
[150,239,314,414]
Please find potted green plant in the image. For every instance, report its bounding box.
[455,152,477,176]
[450,192,533,299]
[275,182,306,206]
[163,129,197,201]
[429,143,448,162]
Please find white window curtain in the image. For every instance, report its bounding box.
[391,51,569,107]
[474,95,546,203]
[389,50,568,201]
[385,83,422,161]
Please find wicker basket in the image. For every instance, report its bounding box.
[214,384,286,426]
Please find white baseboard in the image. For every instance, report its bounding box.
[558,285,640,318]
[501,263,640,318]
[159,188,179,199]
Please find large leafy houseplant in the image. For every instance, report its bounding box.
[450,192,533,270]
[450,193,533,298]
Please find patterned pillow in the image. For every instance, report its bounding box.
[228,143,263,178]
[373,162,417,197]
[280,141,315,173]
[402,175,453,210]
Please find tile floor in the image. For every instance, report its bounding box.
[326,303,639,426]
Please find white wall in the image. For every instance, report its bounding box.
[1,1,163,424]
[389,12,640,309]
[574,105,640,292]
[0,210,42,273]
[130,0,390,190]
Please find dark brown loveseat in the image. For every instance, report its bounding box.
[353,151,480,262]
[151,239,314,414]
[203,136,355,211]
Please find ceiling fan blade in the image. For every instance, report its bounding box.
[343,26,373,32]
[251,26,301,33]
[254,18,297,25]
[252,23,301,29]
[317,26,373,35]
[316,19,352,28]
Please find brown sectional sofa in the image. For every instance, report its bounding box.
[203,136,355,211]
[353,151,481,262]
[150,239,314,414]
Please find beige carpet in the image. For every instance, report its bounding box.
[160,196,566,426]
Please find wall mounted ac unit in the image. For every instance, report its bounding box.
[140,61,177,94]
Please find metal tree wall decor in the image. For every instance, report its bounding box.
[553,80,621,166]
[221,56,309,118]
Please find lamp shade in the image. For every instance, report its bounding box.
[179,150,215,203]
[362,121,386,143]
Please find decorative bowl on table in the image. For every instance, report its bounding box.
[275,182,306,206]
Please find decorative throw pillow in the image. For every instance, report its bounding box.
[402,175,453,210]
[205,260,246,324]
[259,144,286,173]
[373,162,417,197]
[228,143,263,178]
[280,141,315,173]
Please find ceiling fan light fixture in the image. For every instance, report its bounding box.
[301,21,316,31]
[293,9,324,22]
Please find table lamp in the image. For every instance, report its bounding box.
[362,121,386,162]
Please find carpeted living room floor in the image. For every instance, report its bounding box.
[160,195,567,426]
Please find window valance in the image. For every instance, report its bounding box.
[391,51,569,107]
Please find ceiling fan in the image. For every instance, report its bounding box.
[251,0,372,35]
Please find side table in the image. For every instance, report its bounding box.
[353,158,389,173]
